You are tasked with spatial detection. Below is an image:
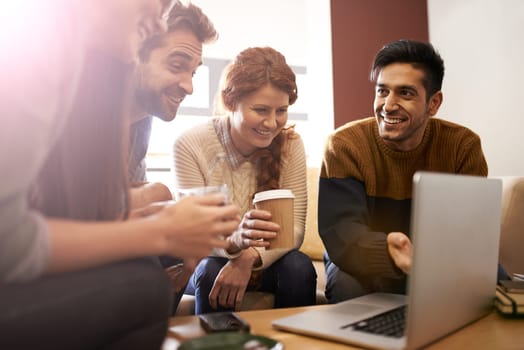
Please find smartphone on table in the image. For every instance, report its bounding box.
[199,312,251,333]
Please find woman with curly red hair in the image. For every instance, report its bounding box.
[173,46,316,314]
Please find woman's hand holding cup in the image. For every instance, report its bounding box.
[226,208,279,254]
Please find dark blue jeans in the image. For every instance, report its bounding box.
[0,258,172,350]
[158,255,185,315]
[324,251,406,304]
[186,250,317,314]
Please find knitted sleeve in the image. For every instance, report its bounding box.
[318,123,403,279]
[172,121,241,259]
[455,131,488,176]
[423,119,488,177]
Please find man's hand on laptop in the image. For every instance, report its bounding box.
[387,232,412,274]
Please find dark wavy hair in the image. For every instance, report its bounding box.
[370,39,445,99]
[216,47,298,192]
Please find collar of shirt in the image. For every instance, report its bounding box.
[213,116,253,170]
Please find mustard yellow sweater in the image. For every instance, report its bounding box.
[319,117,488,293]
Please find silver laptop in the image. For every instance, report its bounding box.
[272,172,502,349]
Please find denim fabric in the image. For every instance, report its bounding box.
[187,250,317,314]
[324,251,406,303]
[128,116,153,183]
[324,253,368,303]
[498,263,510,281]
[158,255,187,315]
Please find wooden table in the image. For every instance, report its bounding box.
[163,305,524,349]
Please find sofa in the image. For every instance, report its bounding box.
[174,172,524,316]
[498,176,524,278]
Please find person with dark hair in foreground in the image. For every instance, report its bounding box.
[0,1,240,349]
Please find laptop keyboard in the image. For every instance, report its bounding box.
[342,305,407,338]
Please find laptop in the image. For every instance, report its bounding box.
[272,171,502,350]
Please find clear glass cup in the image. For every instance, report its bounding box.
[175,184,231,243]
[175,184,229,204]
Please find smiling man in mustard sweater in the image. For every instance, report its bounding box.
[319,40,488,303]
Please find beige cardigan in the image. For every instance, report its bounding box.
[172,118,307,270]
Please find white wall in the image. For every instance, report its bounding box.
[190,0,334,166]
[428,0,524,176]
[147,0,333,184]
[191,0,307,64]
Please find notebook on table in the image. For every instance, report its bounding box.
[495,282,524,316]
[273,171,502,350]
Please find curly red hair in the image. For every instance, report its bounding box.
[216,47,298,192]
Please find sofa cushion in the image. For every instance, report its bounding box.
[498,176,524,277]
[300,166,325,261]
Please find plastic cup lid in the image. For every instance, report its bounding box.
[252,189,295,204]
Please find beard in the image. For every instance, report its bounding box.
[134,86,176,122]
